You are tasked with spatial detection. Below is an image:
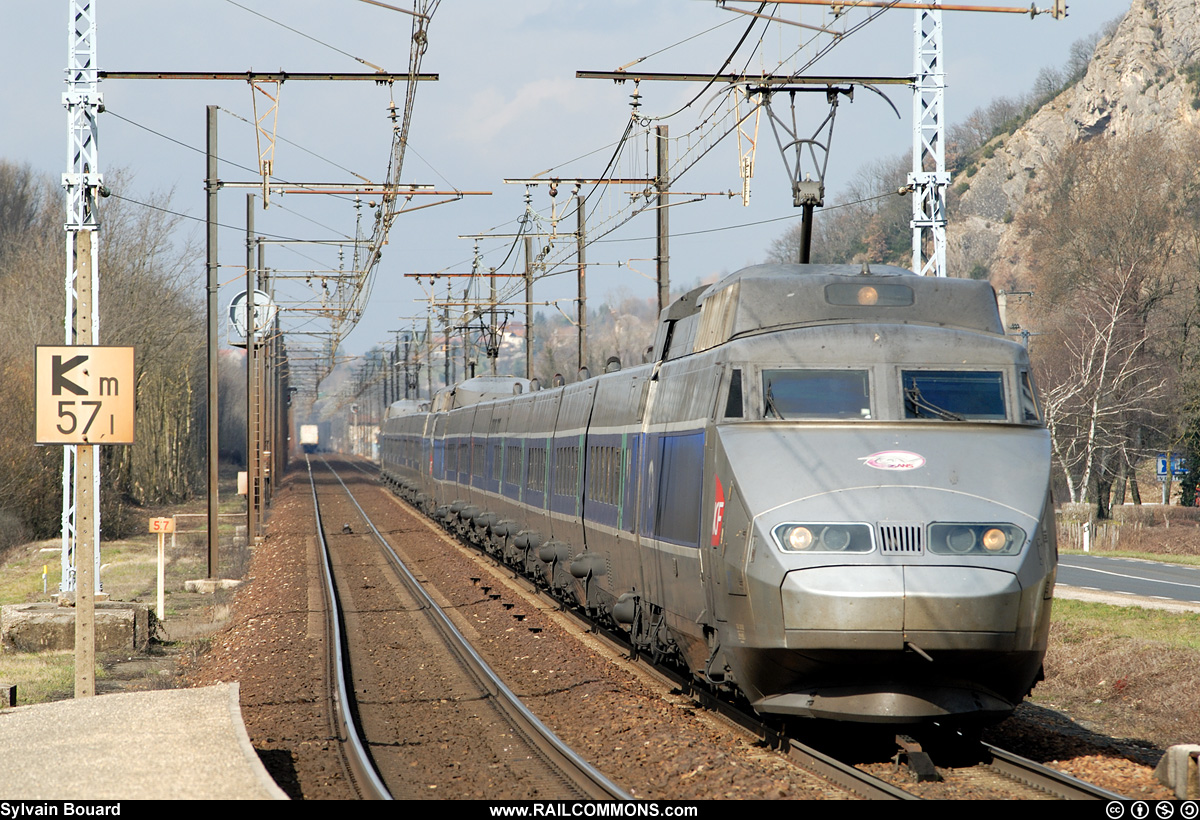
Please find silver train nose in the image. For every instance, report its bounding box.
[780,565,1022,651]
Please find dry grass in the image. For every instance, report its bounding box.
[1042,507,1200,749]
[0,479,247,707]
[1035,602,1200,749]
[1058,502,1200,561]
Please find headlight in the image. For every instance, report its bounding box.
[785,526,814,551]
[982,527,1009,552]
[928,523,1025,556]
[943,526,976,554]
[774,523,873,553]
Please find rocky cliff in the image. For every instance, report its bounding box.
[949,0,1200,285]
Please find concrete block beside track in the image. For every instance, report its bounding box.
[0,683,288,799]
[1155,744,1200,799]
[0,602,150,652]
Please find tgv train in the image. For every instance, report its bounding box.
[378,262,1057,724]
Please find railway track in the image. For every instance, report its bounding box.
[980,743,1129,800]
[330,454,1140,800]
[638,661,1130,800]
[308,458,391,800]
[306,455,630,800]
[350,456,1137,801]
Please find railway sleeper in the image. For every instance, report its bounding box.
[410,486,705,694]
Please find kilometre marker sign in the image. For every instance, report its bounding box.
[35,346,135,444]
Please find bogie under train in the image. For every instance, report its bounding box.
[379,263,1057,725]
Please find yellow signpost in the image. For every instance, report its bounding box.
[149,517,176,621]
[35,346,136,445]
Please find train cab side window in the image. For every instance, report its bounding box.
[724,369,744,418]
[1020,370,1041,422]
[761,369,871,420]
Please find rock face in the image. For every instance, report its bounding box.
[949,0,1200,283]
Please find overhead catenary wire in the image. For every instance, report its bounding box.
[478,3,912,311]
[106,106,372,213]
[363,4,913,367]
[222,0,389,72]
[105,191,328,244]
[216,106,373,183]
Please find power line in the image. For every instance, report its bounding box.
[222,0,388,71]
[105,191,336,244]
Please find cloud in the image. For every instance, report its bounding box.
[453,76,599,157]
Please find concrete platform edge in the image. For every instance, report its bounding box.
[226,681,290,800]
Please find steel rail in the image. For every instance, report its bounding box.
[306,456,393,800]
[317,456,633,801]
[360,458,913,801]
[984,743,1129,800]
[589,626,915,800]
[359,457,1132,802]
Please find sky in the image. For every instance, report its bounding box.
[3,0,1133,373]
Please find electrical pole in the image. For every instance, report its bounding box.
[443,282,450,388]
[63,0,103,698]
[257,238,269,524]
[426,314,434,399]
[577,195,587,372]
[525,237,535,380]
[656,125,670,314]
[206,105,219,579]
[911,9,949,278]
[490,270,499,376]
[246,195,259,545]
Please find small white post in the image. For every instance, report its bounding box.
[149,516,175,621]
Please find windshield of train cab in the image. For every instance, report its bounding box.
[902,370,1005,421]
[762,369,871,420]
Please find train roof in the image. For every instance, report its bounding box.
[431,375,534,411]
[386,399,429,419]
[654,263,1004,360]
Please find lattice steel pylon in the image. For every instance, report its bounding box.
[910,9,949,278]
[61,0,104,592]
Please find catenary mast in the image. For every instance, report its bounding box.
[61,0,104,594]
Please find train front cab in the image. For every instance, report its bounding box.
[702,329,1057,724]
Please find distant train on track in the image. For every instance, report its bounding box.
[299,422,331,455]
[377,262,1058,725]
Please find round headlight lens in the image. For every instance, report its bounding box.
[857,286,879,306]
[944,526,976,553]
[786,526,815,551]
[982,528,1008,552]
[820,526,852,551]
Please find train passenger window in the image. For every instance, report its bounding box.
[554,445,579,497]
[762,369,871,420]
[527,448,546,493]
[724,369,744,418]
[505,444,522,484]
[902,370,1005,420]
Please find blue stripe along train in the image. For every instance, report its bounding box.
[378,262,1057,725]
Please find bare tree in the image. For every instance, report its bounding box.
[0,162,208,538]
[1025,134,1197,515]
[767,153,911,267]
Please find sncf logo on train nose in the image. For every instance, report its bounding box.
[859,450,926,470]
[712,476,725,546]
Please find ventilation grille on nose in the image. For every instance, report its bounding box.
[879,523,923,555]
